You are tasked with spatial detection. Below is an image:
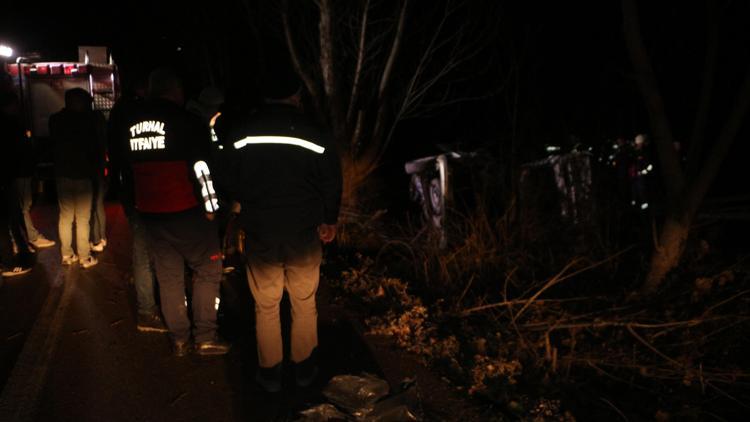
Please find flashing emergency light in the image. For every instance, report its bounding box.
[0,45,13,58]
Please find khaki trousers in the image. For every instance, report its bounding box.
[57,178,92,259]
[246,237,321,368]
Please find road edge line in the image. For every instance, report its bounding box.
[0,268,72,421]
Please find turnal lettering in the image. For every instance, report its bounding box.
[129,120,166,137]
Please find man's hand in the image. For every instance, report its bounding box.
[205,212,216,221]
[318,223,337,244]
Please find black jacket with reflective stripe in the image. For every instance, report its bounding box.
[214,104,342,236]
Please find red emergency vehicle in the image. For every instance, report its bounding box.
[2,47,119,183]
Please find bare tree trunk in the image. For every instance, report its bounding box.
[641,216,689,294]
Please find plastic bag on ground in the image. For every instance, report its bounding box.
[322,373,390,417]
[296,403,350,421]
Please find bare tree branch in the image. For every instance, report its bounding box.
[356,0,412,177]
[369,0,469,170]
[319,0,336,99]
[378,0,409,100]
[687,65,750,218]
[346,0,370,131]
[279,0,502,207]
[282,2,321,110]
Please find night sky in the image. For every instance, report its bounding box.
[2,1,750,195]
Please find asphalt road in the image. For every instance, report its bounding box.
[0,203,384,422]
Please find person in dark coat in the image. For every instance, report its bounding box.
[214,73,342,392]
[0,92,33,277]
[49,88,106,268]
[6,93,56,251]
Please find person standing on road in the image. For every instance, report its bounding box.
[49,88,104,269]
[1,93,56,252]
[107,77,166,333]
[113,68,228,357]
[215,73,342,392]
[0,92,34,278]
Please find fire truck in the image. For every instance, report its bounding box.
[2,46,119,186]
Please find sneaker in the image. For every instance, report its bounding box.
[30,236,56,249]
[136,313,169,333]
[173,340,191,357]
[1,266,32,277]
[90,239,107,253]
[80,256,98,269]
[195,336,231,356]
[62,254,79,265]
[255,363,283,393]
[294,354,319,387]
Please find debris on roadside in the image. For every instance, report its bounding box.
[297,374,422,421]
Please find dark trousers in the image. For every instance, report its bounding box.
[124,208,157,315]
[0,186,14,268]
[143,208,222,343]
[1,185,31,269]
[91,176,108,243]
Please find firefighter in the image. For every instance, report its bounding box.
[214,74,342,392]
[112,68,228,357]
[108,76,166,333]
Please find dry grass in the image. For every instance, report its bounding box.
[327,193,750,419]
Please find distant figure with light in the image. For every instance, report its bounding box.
[629,133,652,211]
